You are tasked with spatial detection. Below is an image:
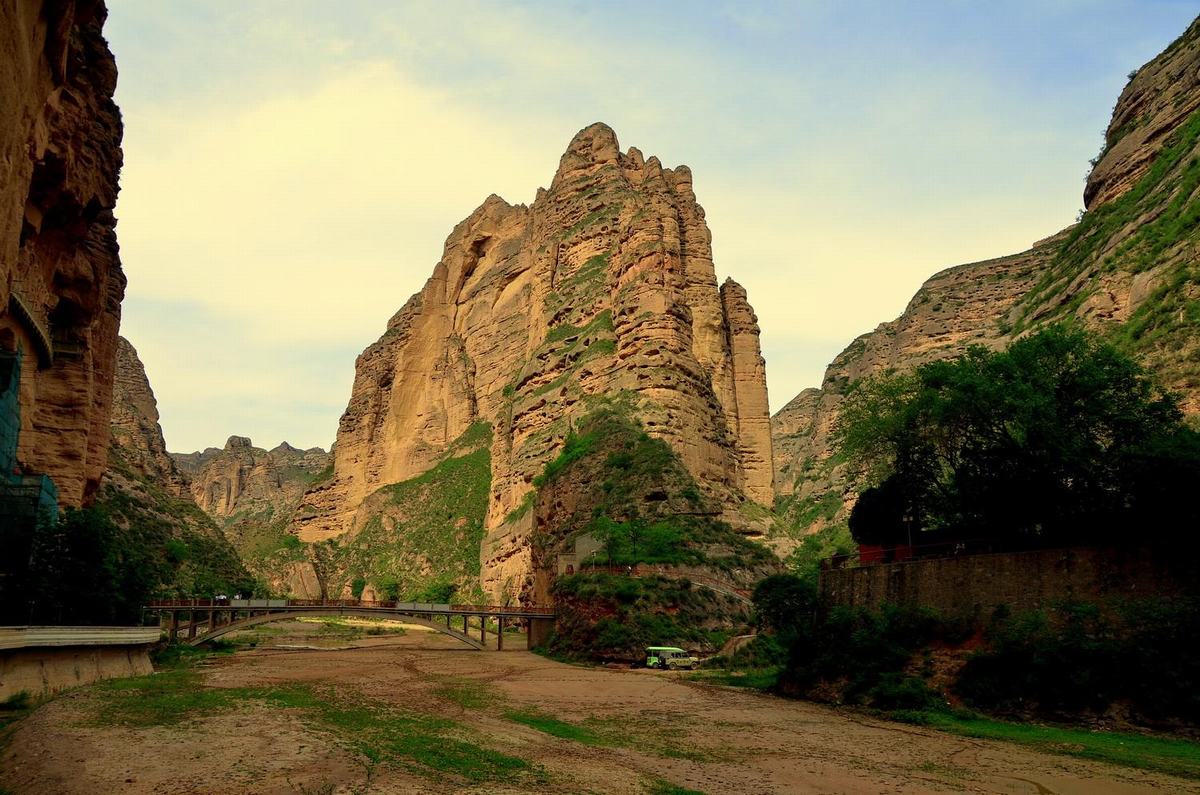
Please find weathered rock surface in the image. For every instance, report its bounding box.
[1084,18,1200,211]
[0,0,125,507]
[294,123,773,601]
[174,436,329,519]
[99,336,252,596]
[109,337,187,495]
[773,16,1200,542]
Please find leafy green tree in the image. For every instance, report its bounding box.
[751,574,817,635]
[838,325,1200,547]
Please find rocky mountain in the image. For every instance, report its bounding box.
[0,0,125,509]
[168,436,330,596]
[772,16,1200,549]
[173,436,330,519]
[97,336,252,597]
[294,123,774,602]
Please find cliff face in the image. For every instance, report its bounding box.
[174,436,330,520]
[295,123,773,600]
[170,437,330,598]
[0,0,125,507]
[773,16,1200,542]
[99,337,252,597]
[109,337,188,495]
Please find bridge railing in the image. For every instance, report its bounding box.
[144,598,556,615]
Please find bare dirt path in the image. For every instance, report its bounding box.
[1,625,1195,794]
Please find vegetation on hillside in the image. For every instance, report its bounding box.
[529,398,776,659]
[837,325,1200,549]
[0,503,253,625]
[1014,108,1200,391]
[315,422,493,603]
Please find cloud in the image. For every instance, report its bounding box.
[104,1,1198,452]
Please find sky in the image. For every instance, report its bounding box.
[104,0,1199,453]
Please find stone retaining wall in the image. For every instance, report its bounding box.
[0,626,158,700]
[819,547,1197,618]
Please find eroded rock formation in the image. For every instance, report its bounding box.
[0,0,124,507]
[174,436,329,520]
[109,337,188,495]
[294,123,773,600]
[100,336,252,596]
[773,16,1200,541]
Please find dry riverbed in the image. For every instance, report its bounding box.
[0,620,1196,794]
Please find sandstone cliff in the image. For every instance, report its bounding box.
[0,0,125,508]
[773,16,1200,547]
[170,436,330,597]
[174,436,330,519]
[109,337,188,496]
[98,336,252,597]
[295,123,773,601]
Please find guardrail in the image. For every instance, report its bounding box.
[0,625,161,650]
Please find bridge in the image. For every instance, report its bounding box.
[144,599,556,651]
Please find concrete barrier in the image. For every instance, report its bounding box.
[0,626,159,700]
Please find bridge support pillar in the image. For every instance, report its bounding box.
[479,617,486,646]
[169,611,179,641]
[527,617,554,650]
[497,617,505,651]
[187,612,197,640]
[208,610,217,633]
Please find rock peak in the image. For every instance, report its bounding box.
[225,435,253,450]
[552,122,621,188]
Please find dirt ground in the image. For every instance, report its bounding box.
[1,621,1195,795]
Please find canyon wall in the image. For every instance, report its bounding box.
[0,0,124,508]
[294,123,773,600]
[100,337,253,597]
[773,16,1200,541]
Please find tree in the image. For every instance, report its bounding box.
[752,574,817,635]
[836,325,1200,548]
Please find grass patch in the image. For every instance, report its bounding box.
[892,709,1200,780]
[433,677,492,710]
[505,707,611,745]
[0,690,35,735]
[91,670,540,784]
[150,641,235,669]
[326,424,492,603]
[645,779,706,795]
[93,669,241,727]
[688,667,781,691]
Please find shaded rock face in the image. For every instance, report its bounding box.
[173,436,329,519]
[294,123,773,600]
[773,16,1200,541]
[99,336,252,596]
[109,337,188,495]
[0,0,125,507]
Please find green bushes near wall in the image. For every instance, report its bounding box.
[956,599,1200,724]
[755,572,1200,728]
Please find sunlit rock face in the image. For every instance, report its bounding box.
[173,436,329,520]
[0,0,125,507]
[293,123,773,600]
[772,16,1200,544]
